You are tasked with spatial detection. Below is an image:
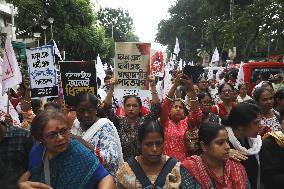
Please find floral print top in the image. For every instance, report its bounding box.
[104,103,161,161]
[160,97,202,161]
[72,119,121,178]
[260,110,281,136]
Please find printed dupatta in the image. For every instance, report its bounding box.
[182,155,247,189]
[263,131,284,148]
[29,140,101,189]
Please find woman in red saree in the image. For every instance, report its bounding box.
[181,122,250,189]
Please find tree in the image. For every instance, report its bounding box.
[98,7,139,42]
[156,0,284,63]
[7,0,113,61]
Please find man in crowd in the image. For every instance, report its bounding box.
[0,118,34,179]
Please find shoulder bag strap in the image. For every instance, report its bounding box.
[154,157,178,188]
[127,157,153,188]
[43,152,51,186]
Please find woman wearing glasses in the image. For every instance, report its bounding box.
[26,111,115,189]
[160,73,202,161]
[184,91,221,156]
[103,75,161,161]
[198,91,220,124]
[212,83,236,121]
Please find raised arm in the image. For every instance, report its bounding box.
[183,75,202,127]
[183,76,198,112]
[148,75,160,104]
[160,73,182,126]
[103,78,116,107]
[167,72,182,98]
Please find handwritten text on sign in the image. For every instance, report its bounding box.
[114,42,150,90]
[59,61,97,107]
[26,45,58,97]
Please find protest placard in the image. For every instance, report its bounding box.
[114,42,151,90]
[59,61,97,106]
[26,45,58,98]
[114,42,151,109]
[150,50,166,77]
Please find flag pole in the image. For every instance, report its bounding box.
[7,88,10,114]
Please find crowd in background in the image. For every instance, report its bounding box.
[1,67,284,189]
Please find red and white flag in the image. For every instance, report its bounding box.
[1,37,22,94]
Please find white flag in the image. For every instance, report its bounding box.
[96,54,106,87]
[1,37,22,94]
[211,47,219,66]
[235,62,244,88]
[174,37,180,55]
[52,40,62,61]
[178,58,183,71]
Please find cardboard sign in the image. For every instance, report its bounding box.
[59,61,97,106]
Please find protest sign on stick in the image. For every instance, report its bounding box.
[59,61,97,106]
[26,45,58,98]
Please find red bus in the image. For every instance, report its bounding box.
[243,62,284,94]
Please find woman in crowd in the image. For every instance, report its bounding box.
[103,75,161,161]
[237,84,252,103]
[253,87,281,136]
[197,76,209,93]
[197,91,220,124]
[274,89,284,113]
[160,73,202,160]
[26,111,115,189]
[224,103,262,189]
[212,83,236,121]
[260,110,284,189]
[116,121,181,188]
[72,93,123,178]
[181,122,250,189]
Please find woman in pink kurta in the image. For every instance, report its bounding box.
[160,73,202,161]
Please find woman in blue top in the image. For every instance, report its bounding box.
[26,111,114,189]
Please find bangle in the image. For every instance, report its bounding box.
[22,99,31,103]
[151,91,158,94]
[189,97,198,102]
[166,95,174,101]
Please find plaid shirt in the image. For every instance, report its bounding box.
[0,125,34,179]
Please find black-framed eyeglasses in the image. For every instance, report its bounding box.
[43,127,70,140]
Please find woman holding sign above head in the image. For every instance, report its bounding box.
[160,72,202,161]
[103,75,161,161]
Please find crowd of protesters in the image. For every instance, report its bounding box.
[1,68,284,189]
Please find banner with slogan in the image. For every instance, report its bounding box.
[59,61,97,106]
[150,49,166,77]
[114,42,151,90]
[114,42,151,109]
[26,45,58,98]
